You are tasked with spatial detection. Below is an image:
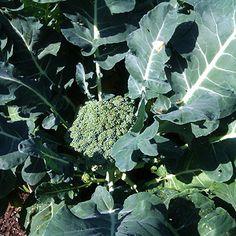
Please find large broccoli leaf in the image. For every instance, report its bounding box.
[0,13,75,128]
[26,201,64,236]
[44,186,176,236]
[125,2,178,100]
[156,190,236,235]
[0,62,68,127]
[198,208,236,236]
[61,0,156,69]
[148,142,233,192]
[19,137,74,176]
[0,117,28,170]
[211,181,236,212]
[159,0,236,124]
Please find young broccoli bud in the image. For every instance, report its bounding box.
[69,96,135,160]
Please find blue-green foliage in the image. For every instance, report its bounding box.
[0,0,236,235]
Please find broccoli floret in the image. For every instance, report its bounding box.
[69,96,135,160]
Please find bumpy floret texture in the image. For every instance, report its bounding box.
[69,96,135,160]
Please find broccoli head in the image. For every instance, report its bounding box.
[69,96,135,160]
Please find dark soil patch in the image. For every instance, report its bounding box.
[0,192,29,236]
[0,204,26,236]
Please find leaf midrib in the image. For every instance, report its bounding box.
[0,74,68,128]
[182,27,236,104]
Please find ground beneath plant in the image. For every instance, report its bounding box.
[0,204,26,236]
[0,192,29,236]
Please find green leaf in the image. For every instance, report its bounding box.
[45,186,176,235]
[0,85,16,105]
[37,42,61,60]
[137,139,158,156]
[0,118,28,170]
[152,165,213,191]
[216,118,236,141]
[198,207,236,236]
[152,137,234,190]
[40,146,73,176]
[19,138,73,175]
[159,0,236,124]
[166,191,215,235]
[105,0,136,14]
[71,186,114,218]
[21,156,46,186]
[208,121,236,168]
[211,181,236,212]
[140,120,159,139]
[0,1,23,12]
[75,63,94,99]
[131,98,147,132]
[149,139,234,194]
[151,94,171,114]
[112,134,138,171]
[191,120,220,138]
[0,151,28,170]
[186,192,215,218]
[27,201,64,236]
[112,121,159,171]
[117,192,175,236]
[0,26,13,63]
[35,182,78,203]
[96,51,127,70]
[0,65,67,129]
[42,113,59,130]
[46,206,99,236]
[0,170,16,199]
[46,186,117,235]
[126,2,177,99]
[154,135,184,160]
[192,142,233,183]
[151,142,233,193]
[183,0,200,6]
[90,186,114,212]
[7,106,28,122]
[22,0,62,30]
[33,0,65,2]
[61,0,135,55]
[61,0,152,68]
[0,14,71,127]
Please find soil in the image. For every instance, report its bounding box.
[0,204,26,236]
[0,192,29,236]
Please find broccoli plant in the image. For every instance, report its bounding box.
[1,0,236,235]
[69,95,137,192]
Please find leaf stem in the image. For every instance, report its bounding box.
[95,62,103,101]
[94,0,103,101]
[145,168,202,187]
[121,173,138,192]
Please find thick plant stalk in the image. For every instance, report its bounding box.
[121,173,138,192]
[113,170,138,192]
[106,170,114,192]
